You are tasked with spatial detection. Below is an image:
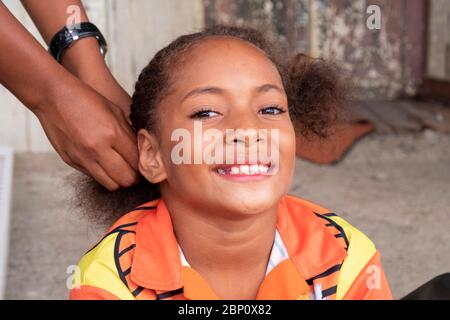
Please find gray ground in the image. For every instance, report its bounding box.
[4,131,450,299]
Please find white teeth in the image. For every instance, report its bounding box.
[217,164,270,175]
[249,164,259,174]
[230,166,240,175]
[240,165,250,174]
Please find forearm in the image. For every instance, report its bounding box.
[21,0,88,43]
[21,0,104,78]
[21,0,131,112]
[0,1,70,111]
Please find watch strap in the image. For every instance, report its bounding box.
[48,22,108,62]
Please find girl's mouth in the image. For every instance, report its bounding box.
[212,162,274,181]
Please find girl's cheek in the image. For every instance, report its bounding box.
[283,126,297,165]
[281,123,297,152]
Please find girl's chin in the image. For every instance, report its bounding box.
[217,193,279,215]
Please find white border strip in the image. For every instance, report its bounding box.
[0,146,13,299]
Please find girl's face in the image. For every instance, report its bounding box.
[139,37,296,217]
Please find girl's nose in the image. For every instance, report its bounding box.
[225,128,265,148]
[223,111,266,147]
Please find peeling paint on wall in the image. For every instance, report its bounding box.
[204,0,311,53]
[316,0,406,99]
[204,0,428,100]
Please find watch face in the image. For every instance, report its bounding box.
[67,26,81,41]
[57,30,67,43]
[53,27,69,48]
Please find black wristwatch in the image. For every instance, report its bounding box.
[48,22,108,62]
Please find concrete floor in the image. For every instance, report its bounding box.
[4,131,450,299]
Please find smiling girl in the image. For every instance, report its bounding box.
[70,25,392,300]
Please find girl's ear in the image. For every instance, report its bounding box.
[137,129,167,184]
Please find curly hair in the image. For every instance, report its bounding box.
[72,25,348,226]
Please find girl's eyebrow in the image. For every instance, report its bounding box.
[181,86,224,103]
[256,83,285,94]
[181,83,284,103]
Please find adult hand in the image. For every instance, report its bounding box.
[34,78,139,191]
[61,38,133,119]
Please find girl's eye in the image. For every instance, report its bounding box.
[259,105,286,115]
[189,109,220,119]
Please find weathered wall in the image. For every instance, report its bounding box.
[85,0,204,93]
[0,0,204,151]
[314,0,427,99]
[204,0,428,100]
[427,0,450,81]
[204,0,311,53]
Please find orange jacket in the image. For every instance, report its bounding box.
[70,195,392,300]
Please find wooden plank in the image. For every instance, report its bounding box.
[419,78,450,104]
[350,101,394,133]
[349,101,380,122]
[363,101,423,133]
[399,100,450,133]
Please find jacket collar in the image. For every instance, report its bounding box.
[276,195,348,279]
[130,196,347,297]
